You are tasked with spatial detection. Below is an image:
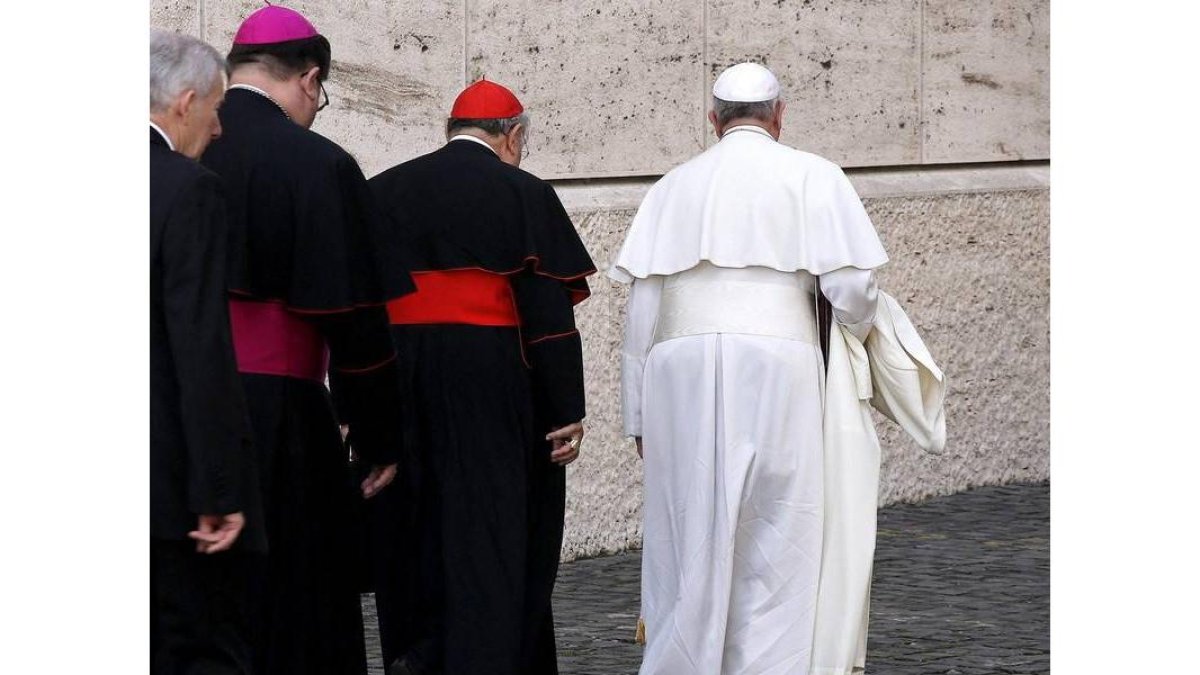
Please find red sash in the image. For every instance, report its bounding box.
[387,270,519,326]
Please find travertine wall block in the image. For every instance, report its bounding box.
[868,189,1050,504]
[565,210,645,556]
[151,1,1050,173]
[707,0,922,166]
[923,0,1050,162]
[469,0,706,178]
[149,1,201,36]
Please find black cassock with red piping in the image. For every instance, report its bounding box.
[200,86,414,675]
[367,137,595,675]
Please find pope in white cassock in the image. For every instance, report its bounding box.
[610,63,899,675]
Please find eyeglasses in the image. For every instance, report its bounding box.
[316,80,330,112]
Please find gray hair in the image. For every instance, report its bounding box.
[446,112,531,139]
[150,29,228,114]
[712,97,778,127]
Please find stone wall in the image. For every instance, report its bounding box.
[151,0,1049,177]
[150,1,1050,560]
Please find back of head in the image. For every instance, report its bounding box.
[446,79,528,136]
[445,114,530,143]
[711,98,778,127]
[149,29,227,115]
[709,62,784,134]
[227,37,331,82]
[445,79,531,167]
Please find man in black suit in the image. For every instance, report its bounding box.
[150,28,253,675]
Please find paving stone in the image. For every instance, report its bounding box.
[362,481,1049,673]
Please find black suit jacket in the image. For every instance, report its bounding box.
[150,128,252,541]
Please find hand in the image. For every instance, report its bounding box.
[188,512,245,554]
[546,421,584,466]
[361,463,397,499]
[635,437,643,459]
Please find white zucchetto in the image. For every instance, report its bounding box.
[712,62,780,102]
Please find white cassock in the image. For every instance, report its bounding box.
[610,125,888,675]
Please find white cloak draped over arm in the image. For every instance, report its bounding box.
[620,275,664,438]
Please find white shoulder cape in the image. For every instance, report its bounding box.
[608,128,888,283]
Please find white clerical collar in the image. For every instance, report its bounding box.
[449,134,498,156]
[149,121,175,151]
[229,83,293,120]
[721,124,775,141]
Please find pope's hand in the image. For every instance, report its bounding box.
[547,422,584,466]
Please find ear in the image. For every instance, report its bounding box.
[775,100,786,129]
[507,122,525,152]
[301,66,321,95]
[176,89,198,120]
[708,110,722,139]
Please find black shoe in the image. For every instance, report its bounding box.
[388,657,422,675]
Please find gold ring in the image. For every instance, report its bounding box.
[568,438,580,450]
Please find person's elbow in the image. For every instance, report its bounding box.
[823,267,879,339]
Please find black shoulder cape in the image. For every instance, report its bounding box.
[368,139,595,301]
[202,88,414,311]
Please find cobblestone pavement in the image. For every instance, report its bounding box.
[364,482,1049,674]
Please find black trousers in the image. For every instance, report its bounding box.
[151,538,253,675]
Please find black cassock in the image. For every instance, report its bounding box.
[368,138,595,675]
[201,88,414,675]
[150,127,255,675]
